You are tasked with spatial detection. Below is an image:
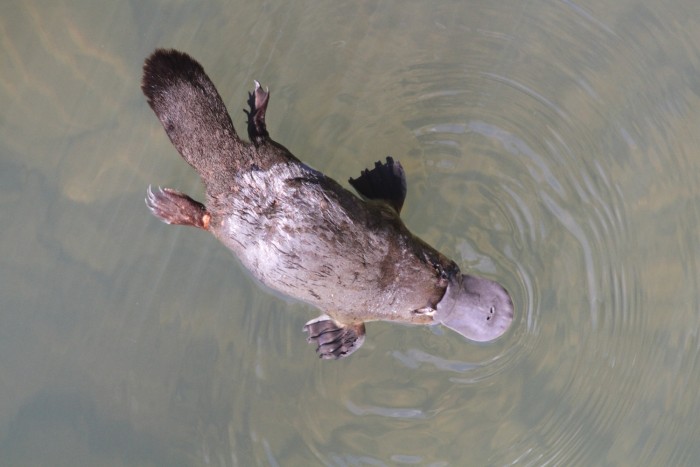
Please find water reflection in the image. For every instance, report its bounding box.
[1,0,700,465]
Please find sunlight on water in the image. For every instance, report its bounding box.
[1,0,700,465]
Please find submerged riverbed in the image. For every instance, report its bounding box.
[1,0,699,464]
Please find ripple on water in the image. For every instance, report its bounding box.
[5,0,700,465]
[361,5,689,463]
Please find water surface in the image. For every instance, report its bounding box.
[1,0,700,465]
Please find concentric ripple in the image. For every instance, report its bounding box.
[294,2,700,465]
[3,0,700,465]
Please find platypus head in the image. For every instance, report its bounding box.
[434,273,514,342]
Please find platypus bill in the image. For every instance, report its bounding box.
[142,49,514,360]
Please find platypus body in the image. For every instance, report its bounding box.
[143,49,513,359]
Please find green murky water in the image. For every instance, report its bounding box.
[2,0,700,465]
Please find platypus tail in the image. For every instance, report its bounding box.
[142,49,245,175]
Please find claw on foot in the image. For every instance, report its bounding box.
[303,314,366,360]
[245,80,270,142]
[145,185,210,229]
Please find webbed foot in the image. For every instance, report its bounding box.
[146,185,210,229]
[303,314,366,360]
[349,156,407,213]
[245,80,270,143]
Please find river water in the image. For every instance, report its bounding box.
[1,0,699,465]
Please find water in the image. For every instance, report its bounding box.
[1,0,700,465]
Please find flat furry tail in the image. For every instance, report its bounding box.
[142,49,244,174]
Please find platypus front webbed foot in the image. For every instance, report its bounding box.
[146,186,210,229]
[349,156,407,213]
[245,80,270,143]
[303,315,366,359]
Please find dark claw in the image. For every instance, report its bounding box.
[245,80,270,143]
[303,315,366,359]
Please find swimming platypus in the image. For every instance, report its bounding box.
[142,49,513,359]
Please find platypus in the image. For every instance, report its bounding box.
[142,49,513,359]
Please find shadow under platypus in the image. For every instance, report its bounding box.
[142,49,513,360]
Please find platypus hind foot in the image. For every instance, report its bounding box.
[146,186,210,229]
[245,80,270,142]
[303,314,366,360]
